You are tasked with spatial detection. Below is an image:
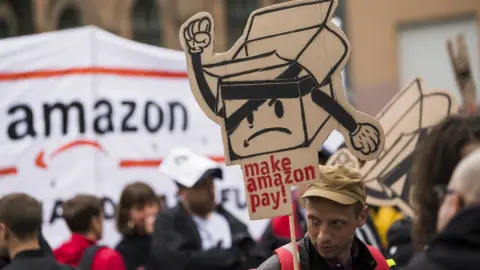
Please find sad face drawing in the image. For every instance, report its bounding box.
[180,0,385,165]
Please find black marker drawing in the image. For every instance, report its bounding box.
[180,0,384,164]
[327,79,457,217]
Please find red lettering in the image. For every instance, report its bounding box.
[285,170,293,184]
[249,190,283,213]
[244,163,260,177]
[250,194,260,213]
[260,161,270,175]
[246,178,257,192]
[304,165,316,181]
[257,175,273,190]
[294,168,304,183]
[270,155,281,173]
[281,157,291,171]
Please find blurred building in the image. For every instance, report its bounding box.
[0,0,294,51]
[0,0,351,98]
[345,0,480,114]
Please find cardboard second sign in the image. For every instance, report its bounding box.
[179,0,385,219]
[326,78,458,217]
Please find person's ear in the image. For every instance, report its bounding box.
[0,223,5,240]
[357,207,368,228]
[451,193,464,212]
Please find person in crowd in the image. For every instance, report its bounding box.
[259,184,383,256]
[54,194,126,270]
[386,216,413,269]
[115,182,160,270]
[409,114,480,251]
[406,149,480,270]
[151,148,267,270]
[0,195,53,269]
[257,164,390,270]
[0,193,73,270]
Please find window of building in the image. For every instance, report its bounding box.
[0,19,10,38]
[226,0,259,47]
[9,0,33,35]
[58,6,82,30]
[132,0,161,46]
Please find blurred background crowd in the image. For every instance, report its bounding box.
[0,0,479,270]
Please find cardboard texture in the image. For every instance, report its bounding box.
[326,79,458,217]
[326,148,360,169]
[179,0,385,219]
[447,34,477,114]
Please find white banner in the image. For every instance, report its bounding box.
[0,27,269,248]
[0,26,343,249]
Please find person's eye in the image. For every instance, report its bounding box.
[309,218,320,226]
[332,220,345,227]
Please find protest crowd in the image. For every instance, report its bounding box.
[1,0,480,270]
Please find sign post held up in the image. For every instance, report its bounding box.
[179,1,385,268]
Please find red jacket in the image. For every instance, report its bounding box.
[54,234,126,270]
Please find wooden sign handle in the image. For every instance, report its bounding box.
[289,214,300,270]
[447,34,477,114]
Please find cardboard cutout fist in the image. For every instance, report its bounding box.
[183,18,211,54]
[179,0,385,219]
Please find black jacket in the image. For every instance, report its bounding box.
[0,233,52,269]
[116,235,152,270]
[2,249,74,270]
[150,203,268,270]
[386,217,414,269]
[405,206,480,270]
[257,236,379,270]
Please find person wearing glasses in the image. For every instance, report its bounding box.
[405,149,480,270]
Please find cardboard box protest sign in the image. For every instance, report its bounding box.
[326,79,458,217]
[179,0,385,220]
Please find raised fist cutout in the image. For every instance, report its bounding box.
[183,17,212,54]
[350,122,381,156]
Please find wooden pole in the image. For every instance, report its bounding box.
[447,34,477,114]
[289,213,300,270]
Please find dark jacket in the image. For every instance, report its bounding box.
[2,249,74,270]
[257,236,382,270]
[0,233,52,269]
[405,206,480,270]
[386,217,414,269]
[150,203,268,270]
[116,235,152,270]
[0,257,8,269]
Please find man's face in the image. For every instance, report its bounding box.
[305,198,366,261]
[184,177,216,216]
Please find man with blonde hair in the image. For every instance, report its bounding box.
[257,164,390,270]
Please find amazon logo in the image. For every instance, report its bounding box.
[35,139,107,169]
[6,99,189,141]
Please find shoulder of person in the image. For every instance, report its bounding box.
[96,247,124,261]
[256,254,281,270]
[405,252,444,270]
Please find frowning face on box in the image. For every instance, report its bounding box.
[221,74,316,159]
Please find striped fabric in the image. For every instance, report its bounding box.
[356,224,383,251]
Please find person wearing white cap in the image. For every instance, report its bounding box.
[150,148,266,270]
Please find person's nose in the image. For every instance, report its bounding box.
[317,224,332,244]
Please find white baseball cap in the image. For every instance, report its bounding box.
[159,148,223,188]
